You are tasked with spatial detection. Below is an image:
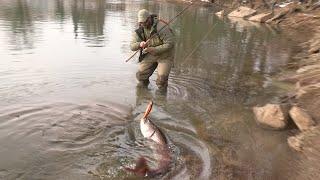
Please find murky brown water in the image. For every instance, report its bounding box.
[0,0,299,179]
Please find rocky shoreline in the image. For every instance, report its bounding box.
[224,2,320,151]
[176,0,320,176]
[209,0,320,177]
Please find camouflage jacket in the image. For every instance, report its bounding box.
[130,18,175,62]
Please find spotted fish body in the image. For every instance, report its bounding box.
[125,101,171,177]
[140,117,167,145]
[140,101,167,145]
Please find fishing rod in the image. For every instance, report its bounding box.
[125,2,194,62]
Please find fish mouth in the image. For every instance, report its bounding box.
[143,101,153,119]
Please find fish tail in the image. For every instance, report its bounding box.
[124,157,149,176]
[147,153,171,177]
[125,155,170,177]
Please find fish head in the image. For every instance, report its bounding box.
[140,116,148,123]
[142,101,153,119]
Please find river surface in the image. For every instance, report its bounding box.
[0,0,298,179]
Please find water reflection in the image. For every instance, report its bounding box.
[0,0,35,51]
[54,0,65,23]
[0,0,110,49]
[174,13,291,100]
[71,0,106,45]
[135,86,168,108]
[105,1,126,11]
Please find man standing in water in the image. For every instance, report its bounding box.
[130,9,175,90]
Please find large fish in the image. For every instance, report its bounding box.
[125,101,171,177]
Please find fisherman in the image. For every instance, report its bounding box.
[130,9,175,90]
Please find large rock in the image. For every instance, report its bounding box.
[248,12,273,23]
[215,10,225,17]
[253,104,289,130]
[228,6,257,18]
[289,106,316,131]
[228,17,261,32]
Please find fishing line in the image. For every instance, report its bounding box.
[181,20,219,65]
[125,2,194,62]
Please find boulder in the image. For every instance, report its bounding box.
[215,10,225,17]
[248,12,273,23]
[289,106,316,131]
[253,104,289,130]
[228,6,257,18]
[228,17,262,32]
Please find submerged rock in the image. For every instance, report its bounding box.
[253,104,289,130]
[228,6,257,18]
[248,12,273,23]
[289,106,316,131]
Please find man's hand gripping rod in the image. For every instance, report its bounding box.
[125,2,193,62]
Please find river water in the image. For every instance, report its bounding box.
[0,0,298,179]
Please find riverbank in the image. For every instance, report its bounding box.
[174,0,320,176]
[210,0,320,177]
[276,5,320,177]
